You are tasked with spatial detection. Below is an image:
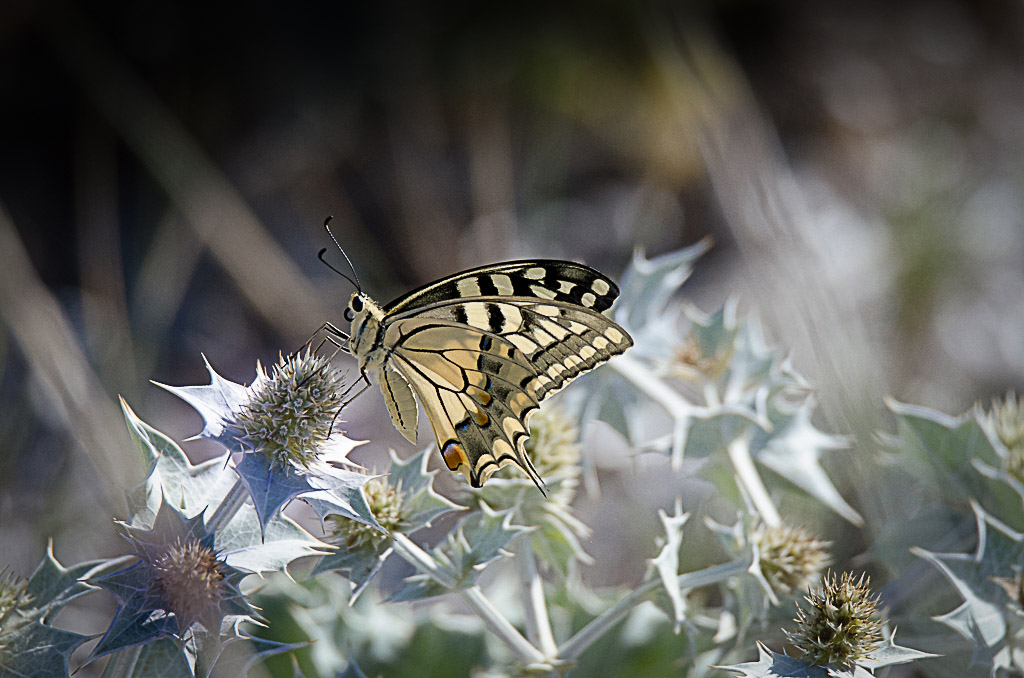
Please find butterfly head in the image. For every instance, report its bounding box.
[345,291,384,366]
[343,291,365,323]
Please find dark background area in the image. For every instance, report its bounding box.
[2,0,1024,673]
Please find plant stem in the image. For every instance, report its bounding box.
[517,545,558,657]
[463,586,548,665]
[609,353,696,470]
[560,557,751,661]
[390,532,546,663]
[727,434,781,527]
[206,477,249,535]
[611,353,695,416]
[390,532,456,589]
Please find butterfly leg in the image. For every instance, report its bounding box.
[327,372,373,437]
[294,342,346,391]
[340,373,371,409]
[289,323,352,389]
[296,322,351,356]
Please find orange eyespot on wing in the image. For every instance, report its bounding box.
[441,441,469,472]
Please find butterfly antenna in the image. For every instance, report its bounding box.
[323,216,362,292]
[317,247,359,291]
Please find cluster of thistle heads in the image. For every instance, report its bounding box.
[2,249,973,678]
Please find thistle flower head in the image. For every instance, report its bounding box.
[990,567,1024,609]
[990,392,1024,480]
[755,523,831,597]
[523,406,581,489]
[672,334,729,380]
[788,571,883,669]
[329,475,407,551]
[151,538,227,631]
[0,571,30,621]
[0,570,32,651]
[98,502,252,638]
[233,349,347,468]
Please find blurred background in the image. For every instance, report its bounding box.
[2,0,1024,668]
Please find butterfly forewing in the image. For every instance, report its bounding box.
[354,259,632,490]
[385,261,620,316]
[408,298,631,401]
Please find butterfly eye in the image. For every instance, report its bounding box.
[351,296,364,313]
[344,307,355,322]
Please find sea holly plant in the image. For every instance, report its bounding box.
[312,446,463,600]
[81,388,334,675]
[723,572,934,678]
[2,244,958,677]
[183,247,893,675]
[908,394,1024,678]
[154,350,378,536]
[0,546,111,678]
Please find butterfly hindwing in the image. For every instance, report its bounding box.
[380,363,418,443]
[385,318,544,487]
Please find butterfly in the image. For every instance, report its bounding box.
[326,249,633,491]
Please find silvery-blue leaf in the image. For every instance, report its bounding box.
[217,505,331,576]
[388,573,451,603]
[719,643,833,678]
[152,355,250,448]
[615,241,712,332]
[753,399,861,525]
[386,448,464,533]
[447,504,531,579]
[120,398,236,525]
[884,398,1013,510]
[858,630,939,670]
[301,467,380,530]
[25,543,106,616]
[913,501,1024,673]
[312,543,392,603]
[649,500,689,633]
[0,620,89,678]
[234,452,318,536]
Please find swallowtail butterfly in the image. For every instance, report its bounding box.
[335,256,632,490]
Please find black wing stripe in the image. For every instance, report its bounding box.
[385,260,620,316]
[477,274,499,297]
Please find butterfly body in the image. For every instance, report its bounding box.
[345,260,632,489]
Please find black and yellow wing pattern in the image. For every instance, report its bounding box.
[348,260,632,490]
